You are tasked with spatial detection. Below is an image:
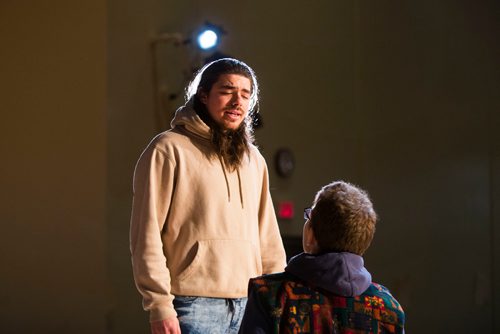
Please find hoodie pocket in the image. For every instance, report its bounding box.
[177,239,262,296]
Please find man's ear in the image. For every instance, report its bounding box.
[199,91,208,105]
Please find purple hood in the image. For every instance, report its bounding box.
[285,252,372,296]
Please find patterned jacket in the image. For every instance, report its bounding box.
[239,252,405,333]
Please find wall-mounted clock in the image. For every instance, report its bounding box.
[275,148,295,178]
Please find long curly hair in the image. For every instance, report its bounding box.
[185,58,260,171]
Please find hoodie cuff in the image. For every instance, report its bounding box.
[149,304,178,323]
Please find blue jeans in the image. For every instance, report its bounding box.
[173,296,248,334]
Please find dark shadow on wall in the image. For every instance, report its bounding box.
[282,236,303,262]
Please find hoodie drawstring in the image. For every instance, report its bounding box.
[217,155,244,209]
[218,155,231,202]
[237,169,244,209]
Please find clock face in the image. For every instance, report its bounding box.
[275,148,295,178]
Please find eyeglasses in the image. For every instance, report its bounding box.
[304,207,312,221]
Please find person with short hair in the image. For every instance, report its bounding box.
[239,181,405,333]
[130,58,286,334]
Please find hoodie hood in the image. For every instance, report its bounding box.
[170,102,245,208]
[170,103,211,140]
[285,252,371,296]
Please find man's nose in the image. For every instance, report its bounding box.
[231,92,243,105]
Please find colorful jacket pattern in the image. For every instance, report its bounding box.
[239,253,404,334]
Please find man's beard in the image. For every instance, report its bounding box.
[211,121,252,171]
[192,99,254,171]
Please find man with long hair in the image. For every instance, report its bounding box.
[130,58,286,334]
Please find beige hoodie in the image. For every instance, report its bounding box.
[130,105,286,322]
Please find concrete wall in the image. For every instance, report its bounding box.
[0,0,498,333]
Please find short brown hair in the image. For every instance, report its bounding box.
[310,181,377,255]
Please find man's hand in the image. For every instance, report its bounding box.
[150,317,181,334]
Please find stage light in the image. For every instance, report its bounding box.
[150,22,228,130]
[197,29,218,50]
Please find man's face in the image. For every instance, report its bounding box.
[200,74,252,131]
